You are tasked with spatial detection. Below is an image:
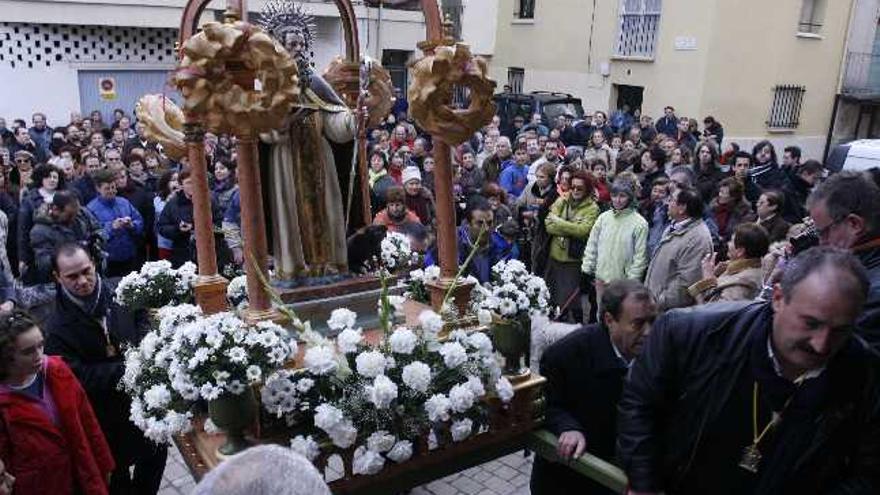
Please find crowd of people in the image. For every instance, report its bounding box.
[0,96,879,495]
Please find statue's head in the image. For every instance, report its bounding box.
[258,0,315,85]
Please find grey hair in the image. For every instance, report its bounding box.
[807,171,880,238]
[667,165,695,187]
[780,246,869,303]
[190,445,331,495]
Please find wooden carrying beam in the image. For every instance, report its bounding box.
[526,429,628,493]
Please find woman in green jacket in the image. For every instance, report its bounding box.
[544,170,600,321]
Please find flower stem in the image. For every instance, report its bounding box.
[440,227,486,311]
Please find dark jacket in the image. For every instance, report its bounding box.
[531,324,627,495]
[758,214,791,244]
[72,175,97,206]
[0,356,115,495]
[157,192,195,267]
[655,115,678,137]
[710,198,756,242]
[855,240,880,349]
[746,163,791,204]
[44,277,153,468]
[695,165,731,205]
[782,174,812,224]
[17,188,51,267]
[29,204,104,284]
[618,302,880,494]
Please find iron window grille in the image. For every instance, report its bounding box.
[508,67,525,94]
[615,0,663,58]
[515,0,536,19]
[767,85,806,129]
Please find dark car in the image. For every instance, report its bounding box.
[493,91,584,137]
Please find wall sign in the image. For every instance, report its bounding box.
[99,77,117,100]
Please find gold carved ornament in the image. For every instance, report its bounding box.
[134,94,187,161]
[408,43,496,145]
[322,56,395,128]
[173,21,300,135]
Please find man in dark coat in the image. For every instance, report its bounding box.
[44,244,167,495]
[808,171,880,349]
[618,247,880,495]
[29,191,104,284]
[531,280,657,495]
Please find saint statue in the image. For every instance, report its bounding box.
[257,0,360,284]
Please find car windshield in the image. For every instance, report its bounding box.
[544,102,584,121]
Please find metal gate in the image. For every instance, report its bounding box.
[77,69,179,123]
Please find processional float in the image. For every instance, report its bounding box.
[134,0,607,491]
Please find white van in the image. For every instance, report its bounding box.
[826,139,880,173]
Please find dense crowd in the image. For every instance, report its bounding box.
[1,96,880,495]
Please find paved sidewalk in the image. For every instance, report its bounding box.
[158,444,534,495]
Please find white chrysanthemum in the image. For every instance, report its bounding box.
[199,383,223,401]
[225,346,247,364]
[245,365,262,383]
[367,374,398,409]
[353,446,386,475]
[328,422,358,449]
[424,394,451,422]
[451,418,474,442]
[424,265,441,280]
[143,384,171,410]
[498,299,517,317]
[496,377,515,403]
[418,310,444,335]
[401,361,432,393]
[467,332,493,357]
[386,440,413,463]
[304,346,339,376]
[448,383,476,413]
[295,378,314,393]
[336,328,363,354]
[387,295,405,315]
[389,327,418,354]
[438,342,468,369]
[226,380,246,395]
[328,308,358,331]
[355,350,387,378]
[366,431,396,453]
[314,403,345,431]
[290,435,321,462]
[466,375,486,398]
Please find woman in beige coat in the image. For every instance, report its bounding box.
[689,222,770,304]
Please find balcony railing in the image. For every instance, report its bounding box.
[842,51,880,97]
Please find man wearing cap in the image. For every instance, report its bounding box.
[582,178,649,317]
[402,166,435,225]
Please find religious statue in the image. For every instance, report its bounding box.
[257,0,359,284]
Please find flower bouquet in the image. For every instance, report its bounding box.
[405,265,440,304]
[472,259,550,376]
[114,260,198,312]
[121,304,297,455]
[379,232,421,274]
[260,307,515,474]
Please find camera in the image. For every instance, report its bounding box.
[789,219,819,256]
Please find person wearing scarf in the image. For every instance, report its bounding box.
[45,244,167,495]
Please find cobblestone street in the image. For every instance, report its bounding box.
[158,444,535,495]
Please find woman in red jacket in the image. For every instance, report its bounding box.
[0,310,114,495]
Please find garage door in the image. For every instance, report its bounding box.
[78,69,180,123]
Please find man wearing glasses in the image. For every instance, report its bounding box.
[807,171,880,349]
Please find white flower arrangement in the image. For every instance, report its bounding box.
[257,304,512,477]
[121,305,296,443]
[405,265,441,303]
[115,260,198,311]
[472,259,550,321]
[379,232,420,272]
